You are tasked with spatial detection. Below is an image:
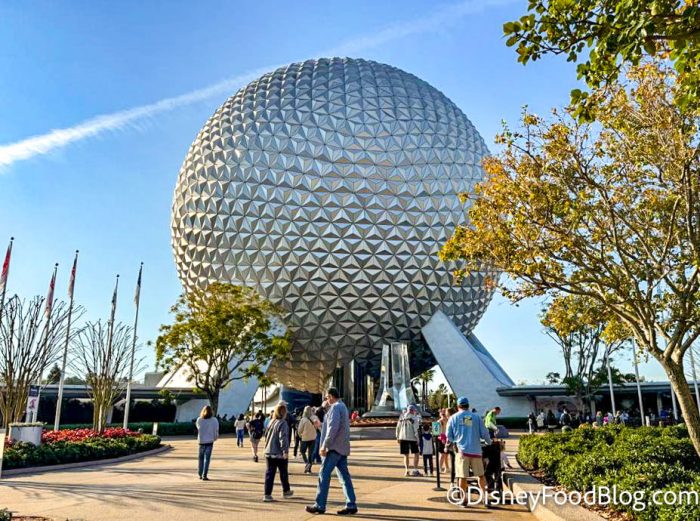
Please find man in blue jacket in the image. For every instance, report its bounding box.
[305,387,358,516]
[446,396,492,506]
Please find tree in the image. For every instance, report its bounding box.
[71,321,137,432]
[413,368,436,408]
[541,295,627,408]
[46,363,61,384]
[440,62,700,455]
[0,295,77,428]
[545,372,561,384]
[156,283,292,415]
[504,0,700,115]
[427,383,456,411]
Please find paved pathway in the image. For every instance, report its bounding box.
[1,434,534,521]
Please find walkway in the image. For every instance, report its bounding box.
[0,434,534,521]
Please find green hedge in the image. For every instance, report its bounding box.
[518,425,700,520]
[58,421,239,436]
[3,434,161,470]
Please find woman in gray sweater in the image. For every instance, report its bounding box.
[195,405,219,480]
[263,402,294,502]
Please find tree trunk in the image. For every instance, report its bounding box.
[664,359,700,458]
[209,390,219,416]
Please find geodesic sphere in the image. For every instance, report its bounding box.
[172,58,495,392]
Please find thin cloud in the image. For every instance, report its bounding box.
[0,0,515,168]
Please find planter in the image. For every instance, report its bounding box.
[9,423,43,446]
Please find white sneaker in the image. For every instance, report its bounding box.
[263,495,273,502]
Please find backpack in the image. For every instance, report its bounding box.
[250,419,264,440]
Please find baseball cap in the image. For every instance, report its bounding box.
[457,396,470,406]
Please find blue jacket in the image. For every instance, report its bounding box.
[446,409,491,457]
[320,400,351,456]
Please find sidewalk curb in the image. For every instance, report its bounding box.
[1,444,172,477]
[503,457,605,521]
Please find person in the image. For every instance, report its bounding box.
[350,410,360,421]
[263,402,294,502]
[446,396,491,508]
[437,408,450,473]
[235,414,246,447]
[305,387,358,516]
[484,407,501,437]
[195,405,219,481]
[285,406,298,457]
[312,402,327,464]
[297,405,319,474]
[536,409,546,431]
[264,412,272,430]
[418,423,434,476]
[527,412,536,434]
[595,411,604,427]
[546,410,558,433]
[396,404,421,476]
[248,411,265,462]
[560,408,571,428]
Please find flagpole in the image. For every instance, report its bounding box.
[690,347,700,411]
[123,263,143,429]
[632,339,645,425]
[54,251,78,431]
[606,345,617,417]
[33,263,58,422]
[101,274,119,432]
[0,237,14,327]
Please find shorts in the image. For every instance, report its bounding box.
[455,454,485,478]
[399,440,419,455]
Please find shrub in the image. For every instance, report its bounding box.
[518,425,700,519]
[2,431,161,470]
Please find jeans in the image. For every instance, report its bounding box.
[293,432,301,457]
[236,429,244,446]
[198,443,213,477]
[423,454,434,474]
[314,450,356,511]
[312,430,322,463]
[264,457,290,496]
[301,439,316,469]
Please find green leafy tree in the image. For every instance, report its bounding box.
[504,0,700,115]
[541,295,627,407]
[441,62,700,456]
[413,368,436,408]
[46,363,61,384]
[156,283,291,415]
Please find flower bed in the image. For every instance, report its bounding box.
[2,427,161,470]
[518,425,700,521]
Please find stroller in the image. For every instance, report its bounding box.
[482,440,504,493]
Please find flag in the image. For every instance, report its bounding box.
[67,251,78,300]
[110,275,119,324]
[134,263,143,306]
[0,238,13,296]
[45,264,57,319]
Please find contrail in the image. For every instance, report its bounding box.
[0,0,515,168]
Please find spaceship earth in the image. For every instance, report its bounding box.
[172,57,495,392]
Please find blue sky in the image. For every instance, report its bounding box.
[0,0,668,383]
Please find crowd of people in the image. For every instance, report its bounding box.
[194,387,358,515]
[526,406,678,433]
[194,389,513,512]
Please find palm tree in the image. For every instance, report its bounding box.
[413,368,435,409]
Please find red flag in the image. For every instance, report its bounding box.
[0,238,13,296]
[45,264,57,319]
[68,251,78,300]
[134,263,143,306]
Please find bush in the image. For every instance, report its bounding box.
[2,430,161,470]
[57,420,238,436]
[518,425,700,519]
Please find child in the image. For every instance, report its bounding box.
[499,440,512,469]
[418,424,434,476]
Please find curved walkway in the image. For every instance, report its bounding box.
[0,435,534,521]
